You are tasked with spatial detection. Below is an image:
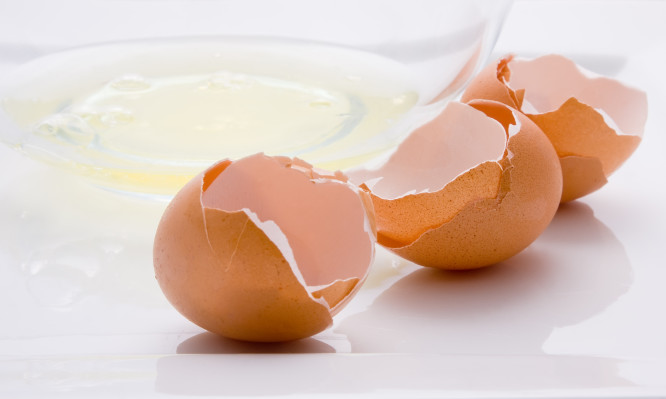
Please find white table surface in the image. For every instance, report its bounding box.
[1,1,665,398]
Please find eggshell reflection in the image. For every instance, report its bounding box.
[462,54,647,202]
[153,153,375,342]
[349,101,561,270]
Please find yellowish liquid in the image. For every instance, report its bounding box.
[2,38,419,196]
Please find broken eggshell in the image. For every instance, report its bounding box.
[461,54,647,202]
[153,153,376,342]
[349,100,562,270]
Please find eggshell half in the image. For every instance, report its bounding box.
[462,54,647,202]
[349,101,562,270]
[154,153,376,342]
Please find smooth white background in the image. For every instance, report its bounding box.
[1,1,665,398]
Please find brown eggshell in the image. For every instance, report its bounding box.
[461,55,523,108]
[462,54,647,202]
[349,101,562,270]
[558,156,607,203]
[154,153,375,342]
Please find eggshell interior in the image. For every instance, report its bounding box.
[462,54,647,202]
[154,154,375,342]
[349,102,506,247]
[351,100,562,270]
[203,154,374,291]
[508,55,647,135]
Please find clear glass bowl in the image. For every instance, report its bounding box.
[0,0,511,198]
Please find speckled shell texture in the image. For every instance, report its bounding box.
[462,54,646,202]
[154,154,375,342]
[354,101,562,270]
